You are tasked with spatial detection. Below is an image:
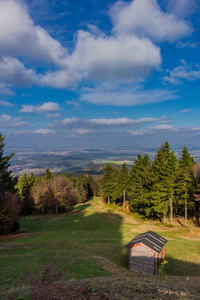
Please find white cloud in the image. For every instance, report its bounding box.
[0,0,67,65]
[66,100,80,109]
[181,109,193,113]
[34,129,55,135]
[46,113,62,119]
[0,83,15,96]
[20,102,60,113]
[0,0,162,88]
[110,0,193,42]
[0,56,36,86]
[64,30,161,81]
[81,85,178,106]
[0,100,14,107]
[52,116,167,130]
[73,129,94,135]
[0,0,194,92]
[163,60,200,85]
[0,114,26,127]
[127,124,200,136]
[167,0,198,17]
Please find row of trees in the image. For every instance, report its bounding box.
[101,142,199,226]
[16,169,100,215]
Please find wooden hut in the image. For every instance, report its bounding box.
[126,231,167,275]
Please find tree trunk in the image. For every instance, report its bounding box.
[108,196,110,205]
[185,194,187,226]
[114,200,116,205]
[170,197,173,225]
[123,189,126,211]
[55,197,58,214]
[163,214,166,224]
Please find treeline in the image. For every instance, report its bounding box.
[16,169,100,215]
[101,141,200,226]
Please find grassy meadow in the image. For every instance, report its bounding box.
[1,197,200,299]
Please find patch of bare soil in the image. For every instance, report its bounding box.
[31,274,200,300]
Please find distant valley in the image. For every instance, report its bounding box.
[8,146,200,176]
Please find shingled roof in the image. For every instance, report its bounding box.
[126,231,167,254]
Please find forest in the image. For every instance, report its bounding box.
[0,132,200,235]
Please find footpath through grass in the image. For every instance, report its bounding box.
[0,197,200,299]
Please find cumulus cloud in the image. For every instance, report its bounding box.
[0,0,194,94]
[81,85,178,106]
[0,0,161,88]
[20,102,60,113]
[0,0,67,65]
[0,56,36,86]
[64,30,161,81]
[110,0,193,42]
[0,114,26,127]
[163,60,200,85]
[167,0,198,17]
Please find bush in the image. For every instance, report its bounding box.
[0,191,21,235]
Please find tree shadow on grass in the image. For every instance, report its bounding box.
[165,255,200,277]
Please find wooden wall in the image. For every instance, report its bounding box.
[129,244,155,275]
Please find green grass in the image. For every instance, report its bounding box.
[1,197,200,299]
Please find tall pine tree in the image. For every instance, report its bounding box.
[129,153,151,215]
[0,134,20,234]
[177,146,196,226]
[149,141,177,223]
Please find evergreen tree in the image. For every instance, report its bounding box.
[0,133,20,234]
[0,134,17,193]
[177,146,196,226]
[101,164,116,204]
[28,172,35,187]
[149,142,177,222]
[44,168,52,181]
[16,173,34,215]
[129,153,151,215]
[110,168,120,205]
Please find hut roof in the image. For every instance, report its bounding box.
[126,231,167,254]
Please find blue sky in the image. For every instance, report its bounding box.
[1,0,200,149]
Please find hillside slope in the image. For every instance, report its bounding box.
[0,197,200,299]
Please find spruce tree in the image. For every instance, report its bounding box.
[44,168,52,181]
[101,164,116,204]
[0,133,20,234]
[149,141,177,222]
[177,146,196,226]
[129,153,151,215]
[0,134,17,193]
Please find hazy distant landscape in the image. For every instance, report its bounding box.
[8,145,200,176]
